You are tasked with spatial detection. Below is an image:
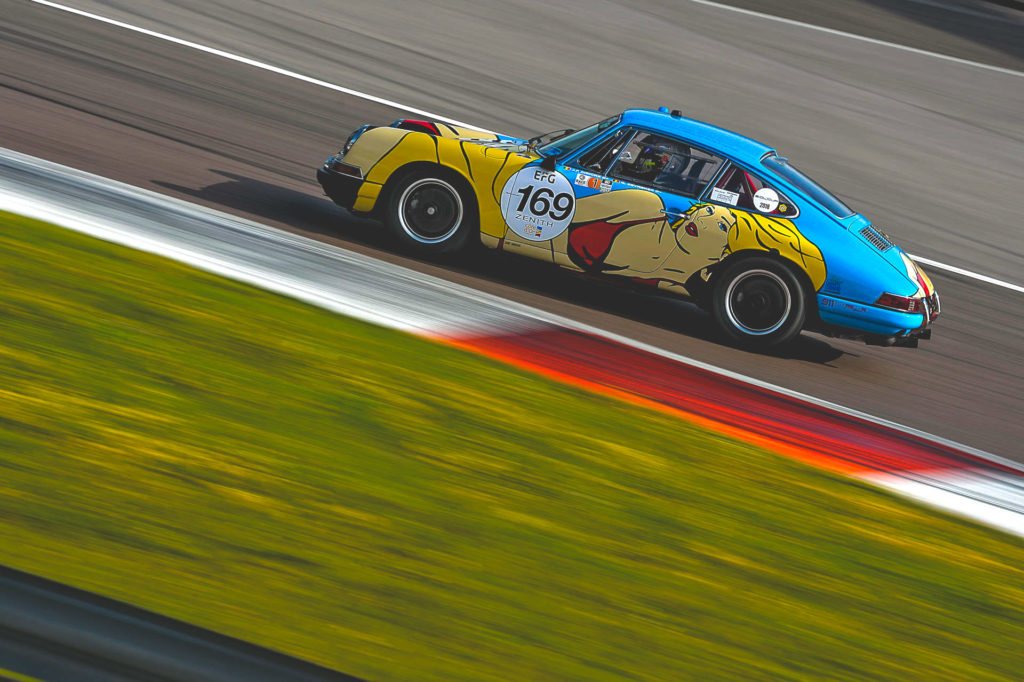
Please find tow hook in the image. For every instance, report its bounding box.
[865,334,921,348]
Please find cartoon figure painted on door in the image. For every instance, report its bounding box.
[550,193,736,295]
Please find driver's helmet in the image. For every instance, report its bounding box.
[634,145,670,179]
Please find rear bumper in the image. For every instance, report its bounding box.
[815,292,939,346]
[316,160,363,209]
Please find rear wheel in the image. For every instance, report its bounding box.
[385,172,473,255]
[711,257,806,348]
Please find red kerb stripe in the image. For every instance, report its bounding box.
[453,328,1013,476]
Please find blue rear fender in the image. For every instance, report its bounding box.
[812,237,925,335]
[773,201,925,335]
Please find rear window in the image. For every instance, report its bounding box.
[761,154,854,218]
[711,165,798,218]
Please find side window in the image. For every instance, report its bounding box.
[608,131,725,198]
[711,165,799,217]
[577,128,633,174]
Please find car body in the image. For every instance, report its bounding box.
[317,108,939,348]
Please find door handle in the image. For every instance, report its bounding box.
[661,208,688,220]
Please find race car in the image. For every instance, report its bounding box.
[317,108,939,348]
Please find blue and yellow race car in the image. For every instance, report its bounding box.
[317,108,939,348]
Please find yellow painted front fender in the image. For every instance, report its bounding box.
[343,127,536,237]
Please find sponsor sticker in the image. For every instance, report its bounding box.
[500,167,576,242]
[753,188,780,213]
[710,187,740,206]
[822,277,842,295]
[575,172,608,191]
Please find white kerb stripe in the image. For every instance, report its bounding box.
[861,470,1024,538]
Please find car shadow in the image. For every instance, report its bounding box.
[155,170,382,243]
[154,170,848,366]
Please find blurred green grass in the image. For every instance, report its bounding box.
[0,668,43,682]
[1,211,1023,681]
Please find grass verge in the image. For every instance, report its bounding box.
[1,212,1023,681]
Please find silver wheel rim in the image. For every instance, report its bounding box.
[397,178,463,244]
[723,268,792,336]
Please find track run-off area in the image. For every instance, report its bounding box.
[4,148,1024,537]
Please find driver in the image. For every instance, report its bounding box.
[630,145,670,181]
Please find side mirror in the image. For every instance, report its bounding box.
[539,156,557,171]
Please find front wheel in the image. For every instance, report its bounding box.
[711,257,806,348]
[385,172,474,255]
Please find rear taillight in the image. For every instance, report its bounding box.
[875,292,926,314]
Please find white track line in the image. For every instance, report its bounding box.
[25,0,1024,295]
[26,0,491,132]
[686,0,1024,78]
[909,254,1024,294]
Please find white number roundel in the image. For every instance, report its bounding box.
[499,167,576,241]
[753,187,780,213]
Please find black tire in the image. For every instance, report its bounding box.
[711,257,806,348]
[384,170,474,255]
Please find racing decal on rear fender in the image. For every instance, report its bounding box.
[500,167,576,241]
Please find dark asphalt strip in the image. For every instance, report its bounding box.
[704,0,1024,70]
[0,565,363,682]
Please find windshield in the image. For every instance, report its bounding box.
[761,154,854,218]
[537,115,620,157]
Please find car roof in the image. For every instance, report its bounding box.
[620,108,775,164]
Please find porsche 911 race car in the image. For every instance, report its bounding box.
[317,108,939,348]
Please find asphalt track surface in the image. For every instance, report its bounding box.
[1,0,1022,465]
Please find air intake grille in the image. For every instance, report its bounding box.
[860,226,892,252]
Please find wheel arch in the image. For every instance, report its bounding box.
[375,161,478,222]
[710,248,820,321]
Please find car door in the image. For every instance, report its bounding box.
[558,127,728,279]
[496,118,621,262]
